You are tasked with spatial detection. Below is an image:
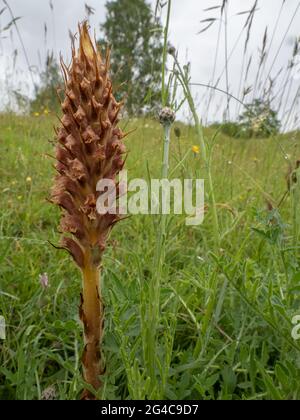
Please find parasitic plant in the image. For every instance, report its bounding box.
[51,22,126,399]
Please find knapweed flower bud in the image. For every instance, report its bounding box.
[174,127,181,139]
[159,107,176,126]
[167,44,176,56]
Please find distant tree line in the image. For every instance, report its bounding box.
[30,0,163,117]
[211,99,281,138]
[29,0,281,137]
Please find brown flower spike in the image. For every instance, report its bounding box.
[51,22,126,399]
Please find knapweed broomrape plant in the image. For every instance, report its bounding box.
[51,22,126,399]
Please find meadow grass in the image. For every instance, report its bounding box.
[0,113,300,399]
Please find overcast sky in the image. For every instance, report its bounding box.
[0,0,299,126]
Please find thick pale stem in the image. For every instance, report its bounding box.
[80,264,103,399]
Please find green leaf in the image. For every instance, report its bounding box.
[260,368,283,400]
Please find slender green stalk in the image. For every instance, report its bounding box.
[161,0,172,106]
[292,167,300,260]
[172,55,220,249]
[3,0,37,93]
[224,0,230,121]
[142,0,175,397]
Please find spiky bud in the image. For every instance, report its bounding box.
[167,44,176,57]
[51,22,126,399]
[174,126,181,139]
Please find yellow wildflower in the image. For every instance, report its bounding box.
[192,145,200,154]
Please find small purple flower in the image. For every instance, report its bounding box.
[39,273,49,289]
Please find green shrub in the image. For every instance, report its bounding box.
[239,99,281,138]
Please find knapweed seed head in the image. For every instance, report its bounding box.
[159,107,176,126]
